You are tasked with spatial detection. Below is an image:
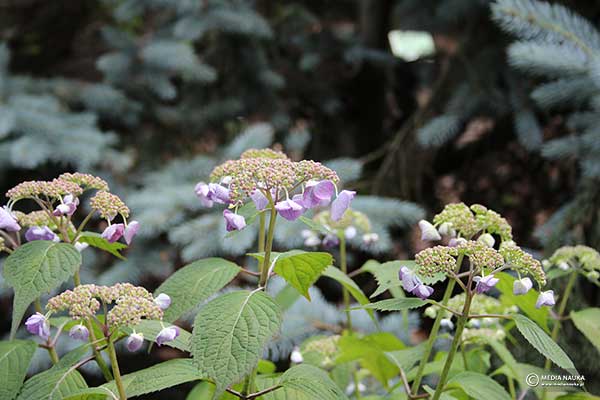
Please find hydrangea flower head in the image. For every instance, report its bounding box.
[210,149,338,206]
[90,191,130,221]
[6,179,83,201]
[47,283,163,328]
[499,241,546,286]
[58,173,109,191]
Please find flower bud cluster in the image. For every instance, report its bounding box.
[47,283,163,328]
[6,179,83,201]
[59,172,109,191]
[90,191,130,220]
[499,241,546,286]
[457,240,504,270]
[470,204,513,242]
[545,245,600,273]
[433,203,479,238]
[432,203,512,241]
[240,148,288,160]
[210,151,339,205]
[462,327,506,342]
[16,211,56,229]
[415,245,459,277]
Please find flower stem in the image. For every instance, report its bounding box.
[259,209,277,289]
[339,235,352,331]
[411,254,464,393]
[107,339,127,400]
[432,291,473,400]
[258,213,266,253]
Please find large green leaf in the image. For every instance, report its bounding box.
[17,367,88,400]
[155,258,241,321]
[385,343,426,373]
[322,266,377,325]
[191,290,282,396]
[570,308,600,355]
[337,332,404,387]
[253,365,349,400]
[77,232,127,260]
[65,359,204,400]
[0,340,37,400]
[513,314,576,371]
[277,364,348,400]
[359,298,427,311]
[480,338,520,386]
[122,320,191,352]
[495,272,549,331]
[446,372,511,400]
[3,241,81,338]
[251,251,332,300]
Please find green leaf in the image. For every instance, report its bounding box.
[0,340,37,400]
[122,320,191,352]
[385,343,426,373]
[253,365,349,400]
[191,290,282,396]
[571,308,600,355]
[495,272,549,331]
[3,241,82,338]
[17,367,88,400]
[359,298,427,312]
[479,338,520,386]
[322,266,377,325]
[274,284,302,311]
[277,364,348,400]
[513,314,576,371]
[155,258,241,321]
[251,251,333,300]
[77,231,127,260]
[446,372,511,400]
[337,333,404,386]
[298,216,330,235]
[65,359,203,400]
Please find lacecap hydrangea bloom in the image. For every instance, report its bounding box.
[195,148,357,231]
[27,283,177,349]
[3,173,140,248]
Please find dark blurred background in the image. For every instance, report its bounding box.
[1,0,600,398]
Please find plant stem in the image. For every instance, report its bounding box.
[73,210,96,242]
[411,254,464,393]
[432,291,473,400]
[48,346,59,364]
[258,213,266,253]
[73,270,81,286]
[259,209,277,289]
[339,235,352,332]
[107,339,127,400]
